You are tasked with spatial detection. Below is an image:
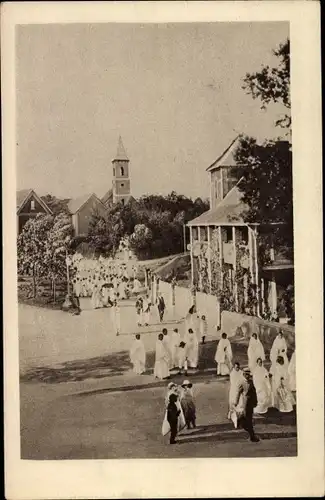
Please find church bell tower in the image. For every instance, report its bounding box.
[112,136,131,205]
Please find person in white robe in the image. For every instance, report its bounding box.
[112,300,121,336]
[154,333,170,379]
[228,362,245,420]
[252,358,272,414]
[247,333,265,373]
[133,278,141,295]
[269,355,295,412]
[177,341,188,374]
[184,306,199,338]
[288,350,296,392]
[135,297,143,326]
[199,315,208,344]
[162,329,173,369]
[142,295,151,326]
[184,329,199,369]
[214,333,233,375]
[270,330,288,367]
[170,328,181,369]
[101,285,110,307]
[118,280,127,300]
[91,283,102,309]
[129,334,146,374]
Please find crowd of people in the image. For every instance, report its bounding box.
[70,253,142,308]
[129,321,296,445]
[69,255,296,446]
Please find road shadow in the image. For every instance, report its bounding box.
[177,421,297,445]
[20,350,133,384]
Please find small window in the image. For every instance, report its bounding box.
[121,198,125,206]
[31,199,35,211]
[113,168,115,176]
[120,166,124,176]
[121,183,124,187]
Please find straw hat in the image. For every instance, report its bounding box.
[182,380,192,388]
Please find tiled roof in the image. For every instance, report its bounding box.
[206,135,241,172]
[67,193,95,214]
[16,189,33,210]
[187,184,248,226]
[101,189,113,205]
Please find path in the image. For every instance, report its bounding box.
[19,303,297,459]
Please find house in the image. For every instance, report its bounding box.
[187,136,294,321]
[17,189,53,234]
[67,193,107,236]
[102,136,134,207]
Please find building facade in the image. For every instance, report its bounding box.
[187,137,294,322]
[68,193,107,237]
[17,189,52,235]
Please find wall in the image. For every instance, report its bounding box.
[159,279,295,351]
[159,280,221,331]
[77,197,107,236]
[221,310,295,349]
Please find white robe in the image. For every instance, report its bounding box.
[170,331,181,368]
[288,351,296,391]
[130,339,146,374]
[247,337,265,372]
[184,332,199,368]
[270,335,289,366]
[118,281,127,300]
[91,286,102,309]
[112,305,121,334]
[214,338,233,375]
[163,335,173,369]
[154,341,170,379]
[133,279,141,294]
[143,299,151,324]
[270,362,295,412]
[253,365,272,414]
[228,368,245,415]
[185,313,199,338]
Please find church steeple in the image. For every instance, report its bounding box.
[113,135,129,162]
[112,136,131,205]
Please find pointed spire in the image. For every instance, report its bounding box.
[113,136,129,161]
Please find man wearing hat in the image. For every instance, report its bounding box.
[234,368,259,442]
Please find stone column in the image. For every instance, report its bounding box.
[232,226,238,311]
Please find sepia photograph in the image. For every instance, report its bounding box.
[3,2,323,499]
[17,20,296,460]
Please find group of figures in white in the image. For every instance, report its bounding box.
[129,328,296,444]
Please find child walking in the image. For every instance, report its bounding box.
[167,393,180,444]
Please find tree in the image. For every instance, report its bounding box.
[87,192,209,260]
[45,213,74,301]
[17,213,54,297]
[243,39,290,129]
[129,224,153,259]
[236,39,293,259]
[41,194,70,214]
[234,136,293,258]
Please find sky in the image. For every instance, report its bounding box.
[16,22,289,201]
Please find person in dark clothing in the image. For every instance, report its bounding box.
[167,393,180,444]
[157,293,166,322]
[235,368,260,442]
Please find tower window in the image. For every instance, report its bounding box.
[113,168,115,176]
[120,166,124,176]
[31,199,35,211]
[121,183,124,187]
